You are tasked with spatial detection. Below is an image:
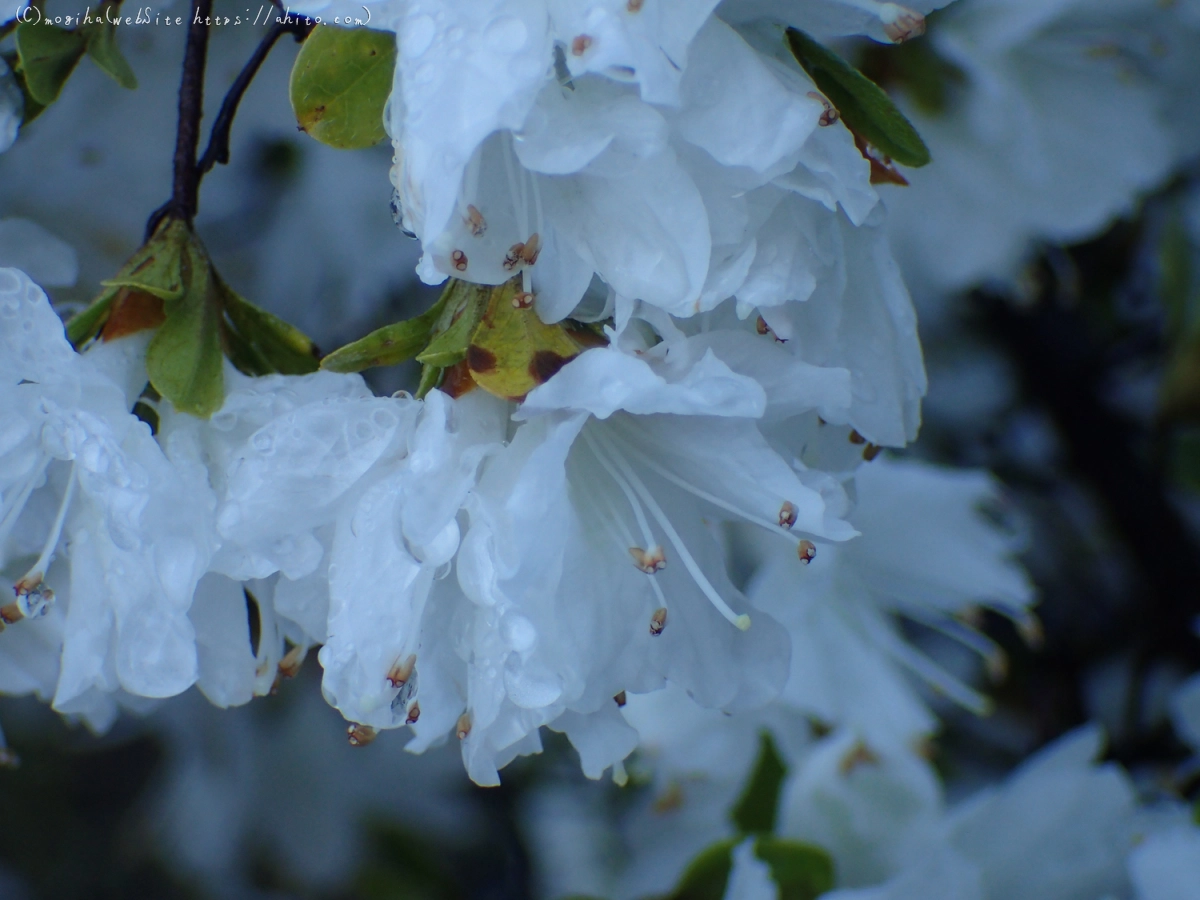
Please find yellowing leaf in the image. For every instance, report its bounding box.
[467,280,601,402]
[289,25,395,150]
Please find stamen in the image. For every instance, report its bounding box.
[849,430,866,445]
[571,34,592,56]
[613,691,627,707]
[387,653,417,688]
[650,607,667,635]
[0,455,51,552]
[594,433,751,631]
[797,540,816,564]
[405,701,421,725]
[392,665,419,712]
[582,431,658,555]
[629,546,667,574]
[614,436,804,551]
[271,643,308,694]
[456,711,472,739]
[779,501,797,529]
[837,741,880,775]
[347,723,378,746]
[873,624,993,715]
[451,250,469,271]
[6,464,77,625]
[807,92,840,127]
[512,291,535,309]
[902,607,1009,683]
[612,760,629,787]
[465,204,487,236]
[626,0,642,12]
[863,444,882,462]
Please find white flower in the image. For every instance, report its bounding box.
[0,268,216,710]
[742,456,1034,748]
[1128,827,1200,900]
[451,330,854,783]
[884,0,1176,295]
[723,839,776,900]
[722,0,954,46]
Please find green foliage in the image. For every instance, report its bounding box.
[84,22,138,89]
[10,14,136,122]
[416,281,491,368]
[319,280,467,373]
[145,235,225,417]
[786,28,931,168]
[221,285,320,376]
[289,24,395,149]
[731,732,788,835]
[666,838,737,900]
[753,839,835,900]
[14,22,86,106]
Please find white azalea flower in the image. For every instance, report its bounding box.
[451,329,854,783]
[816,727,1140,900]
[745,456,1035,748]
[722,0,955,46]
[885,0,1176,296]
[724,838,777,900]
[1128,827,1200,900]
[0,269,216,713]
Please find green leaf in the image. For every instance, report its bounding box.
[83,22,137,90]
[787,28,930,168]
[145,240,225,417]
[415,363,443,399]
[416,281,492,367]
[14,22,87,106]
[65,285,119,347]
[731,732,788,835]
[1,49,47,124]
[321,300,447,373]
[221,284,319,376]
[665,839,736,900]
[754,839,835,900]
[289,24,395,150]
[102,219,189,300]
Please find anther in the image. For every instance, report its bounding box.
[387,653,416,688]
[347,723,377,746]
[863,444,882,461]
[512,291,535,309]
[519,233,541,266]
[626,0,643,11]
[880,5,924,42]
[848,430,866,445]
[451,249,469,271]
[456,711,472,740]
[613,691,627,707]
[465,205,487,236]
[838,741,880,775]
[778,501,797,529]
[649,607,667,636]
[405,701,421,725]
[807,91,840,126]
[503,241,525,271]
[797,540,816,564]
[271,644,308,694]
[571,34,592,56]
[629,546,667,574]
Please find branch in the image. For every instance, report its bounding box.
[195,18,311,182]
[170,0,213,223]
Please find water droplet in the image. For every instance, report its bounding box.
[252,432,274,455]
[404,14,436,57]
[484,15,527,51]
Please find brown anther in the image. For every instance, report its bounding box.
[519,232,541,266]
[755,315,771,336]
[882,9,925,43]
[629,546,667,574]
[405,701,421,725]
[778,500,797,530]
[451,249,469,272]
[456,711,472,740]
[652,782,684,815]
[503,242,525,271]
[626,0,643,11]
[347,723,378,747]
[386,653,417,688]
[797,540,817,565]
[848,429,866,445]
[512,291,535,309]
[571,34,592,56]
[837,741,880,775]
[277,644,307,680]
[807,91,840,127]
[862,443,882,462]
[649,607,668,636]
[465,204,487,236]
[0,602,23,625]
[613,690,627,707]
